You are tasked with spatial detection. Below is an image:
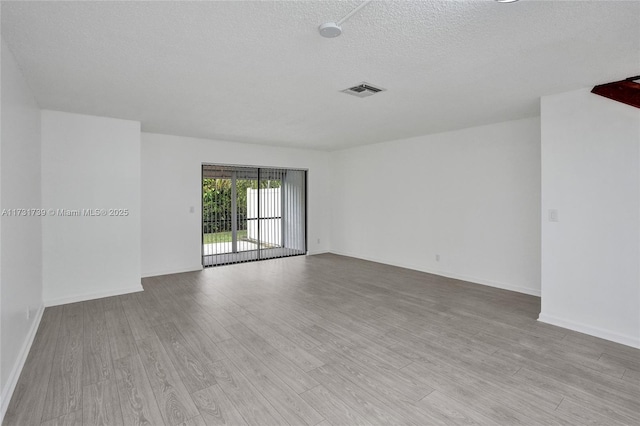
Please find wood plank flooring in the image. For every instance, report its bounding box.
[5,253,640,425]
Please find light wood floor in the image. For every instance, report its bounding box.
[5,254,640,425]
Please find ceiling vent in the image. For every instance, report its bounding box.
[341,82,386,98]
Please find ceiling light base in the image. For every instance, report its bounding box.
[318,22,342,38]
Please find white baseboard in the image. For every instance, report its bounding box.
[141,265,203,278]
[44,284,143,307]
[328,250,541,297]
[307,250,329,256]
[538,313,640,349]
[1,304,45,423]
[428,268,540,297]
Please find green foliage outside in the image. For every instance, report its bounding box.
[202,178,281,236]
[203,229,247,244]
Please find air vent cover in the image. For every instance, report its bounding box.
[341,82,386,98]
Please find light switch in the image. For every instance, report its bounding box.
[189,206,195,213]
[548,209,558,222]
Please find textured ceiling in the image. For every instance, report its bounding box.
[2,1,639,150]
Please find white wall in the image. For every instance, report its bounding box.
[141,133,331,277]
[540,88,640,348]
[330,117,541,296]
[41,110,142,305]
[0,40,43,417]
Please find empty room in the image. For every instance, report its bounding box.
[1,1,639,425]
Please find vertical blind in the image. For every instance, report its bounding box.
[202,164,306,267]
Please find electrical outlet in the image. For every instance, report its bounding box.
[26,306,31,320]
[317,238,320,244]
[435,254,440,262]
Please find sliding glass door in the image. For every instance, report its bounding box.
[202,164,306,267]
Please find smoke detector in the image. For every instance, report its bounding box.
[341,82,386,98]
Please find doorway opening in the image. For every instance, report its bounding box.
[202,164,307,267]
